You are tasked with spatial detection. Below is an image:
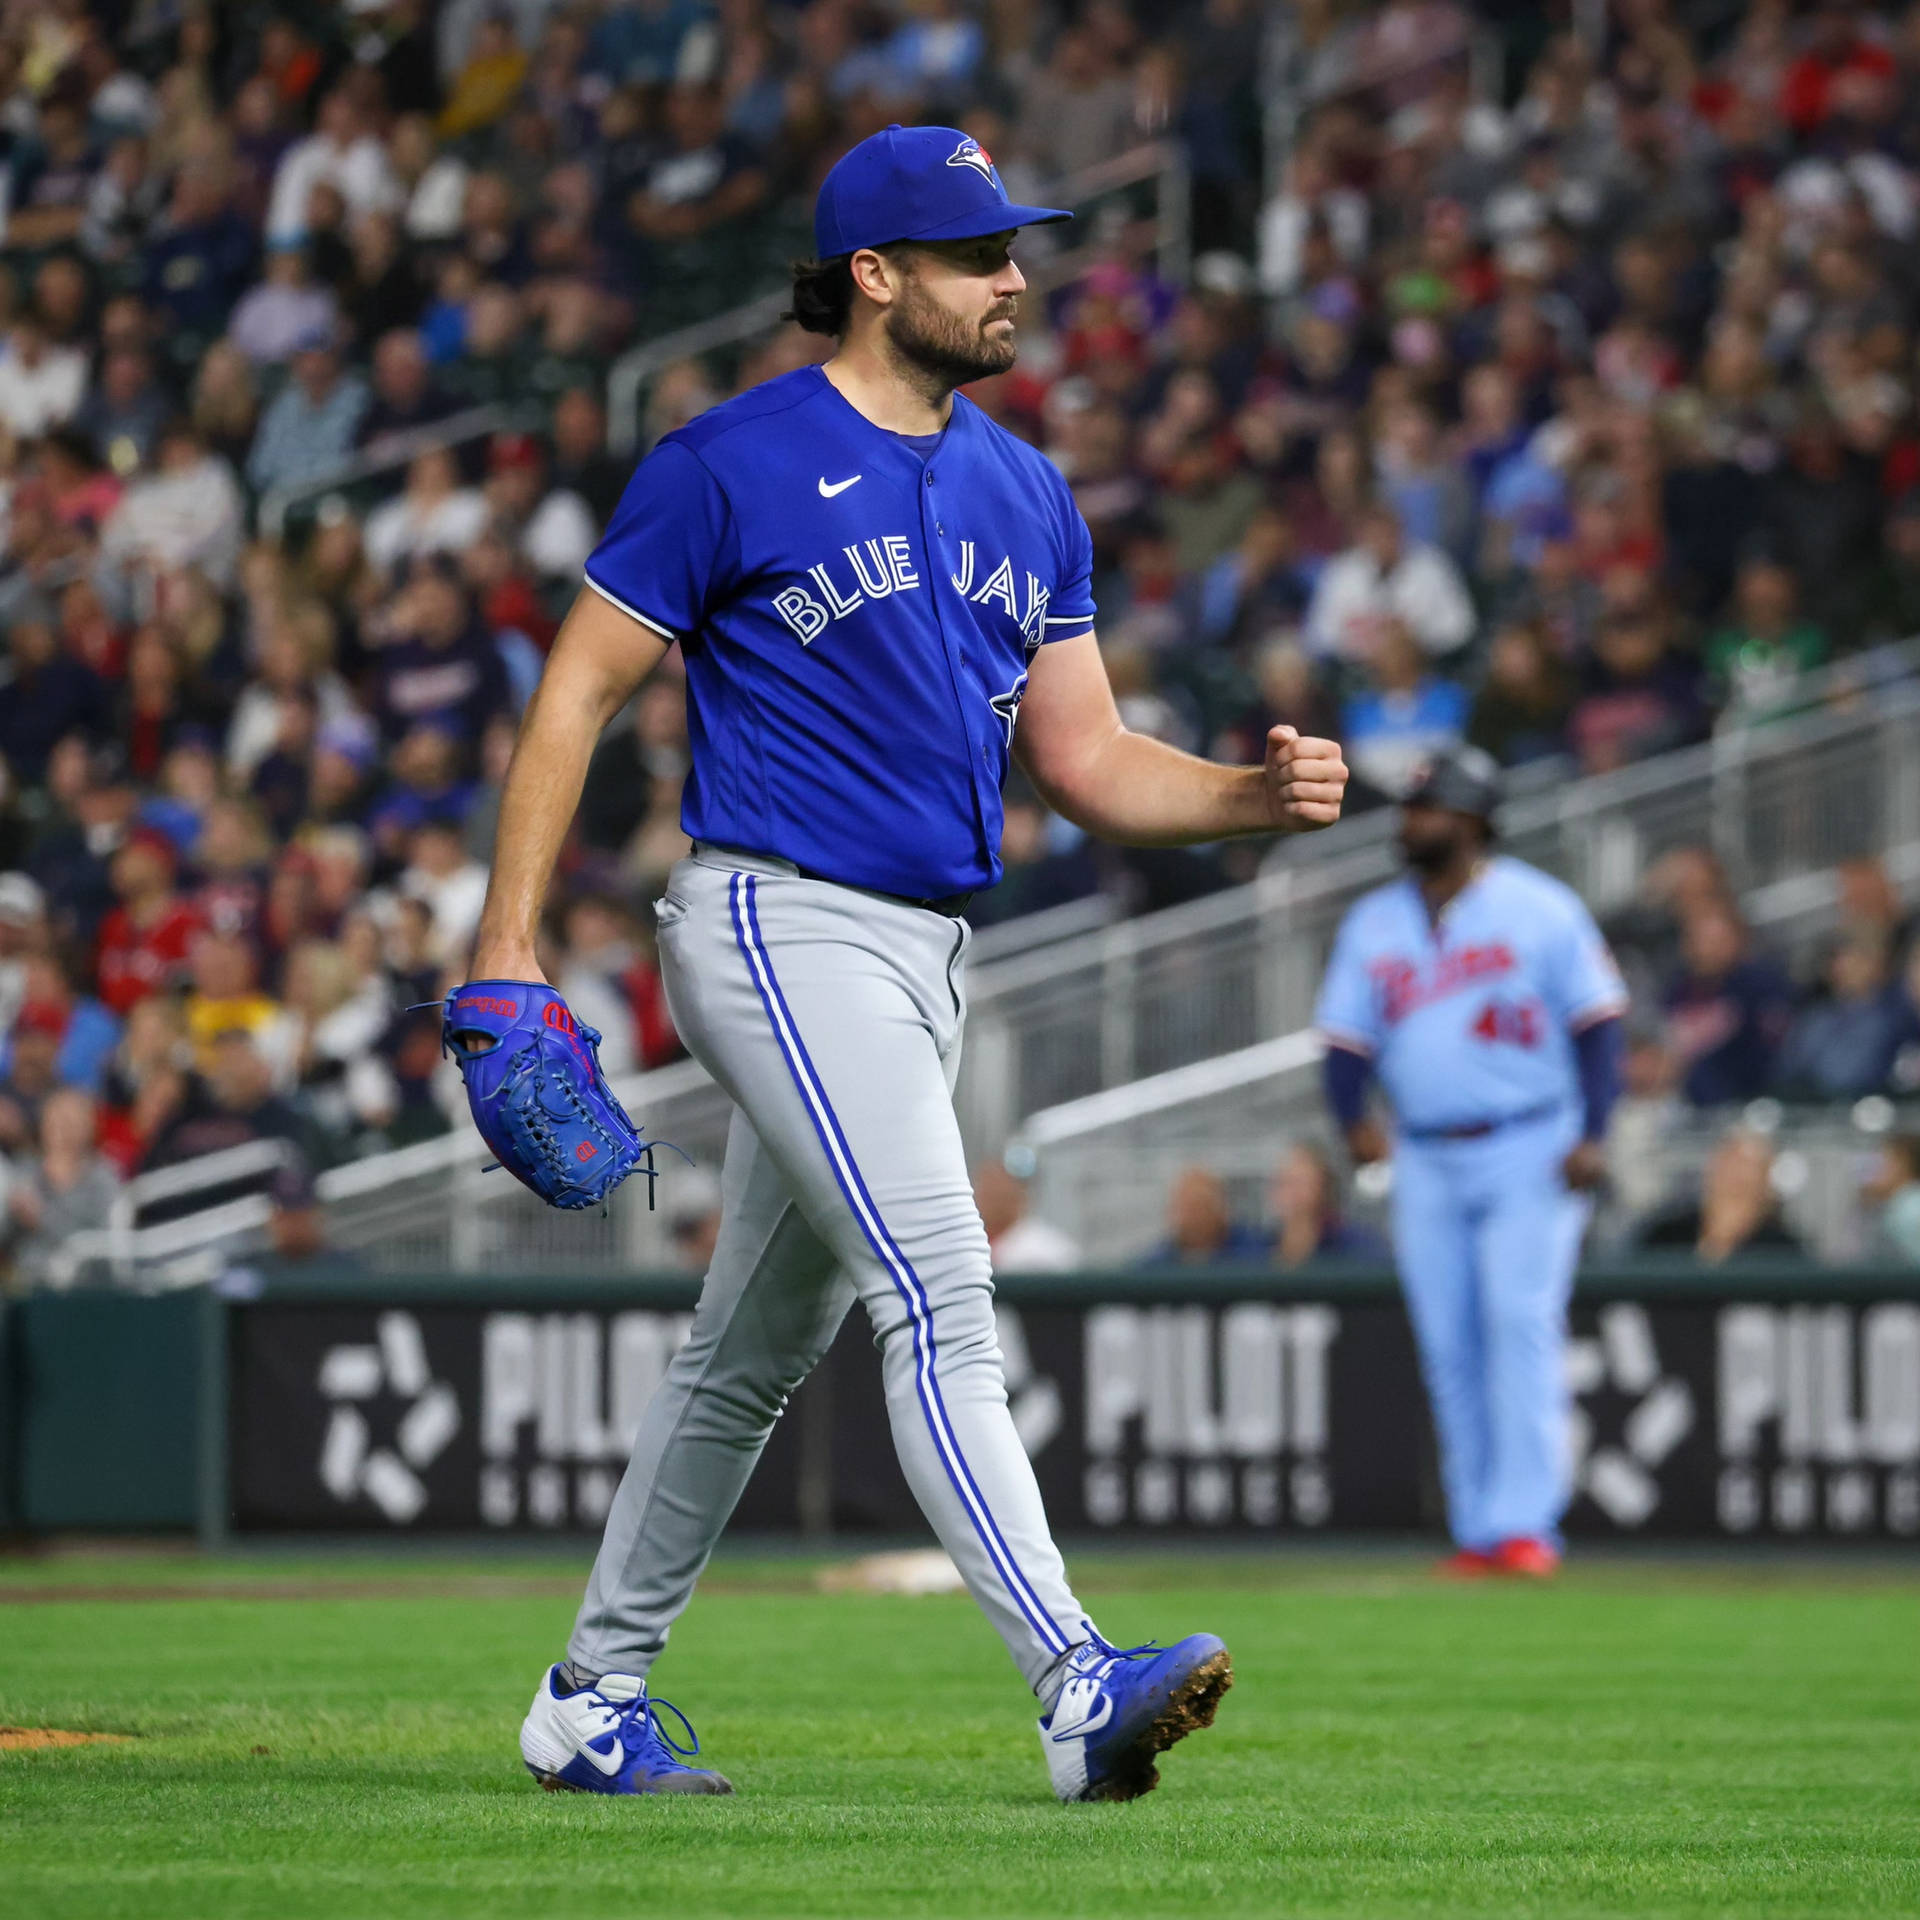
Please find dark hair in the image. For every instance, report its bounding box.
[786,255,856,337]
[786,244,913,337]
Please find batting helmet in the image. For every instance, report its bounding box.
[1402,746,1503,823]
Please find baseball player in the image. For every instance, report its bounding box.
[1315,749,1626,1577]
[455,125,1350,1801]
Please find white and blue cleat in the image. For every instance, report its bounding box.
[1038,1632,1233,1802]
[519,1665,734,1795]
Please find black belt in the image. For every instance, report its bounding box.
[794,864,974,919]
[1401,1101,1567,1143]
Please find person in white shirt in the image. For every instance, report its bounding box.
[1304,498,1476,663]
[0,316,87,438]
[973,1158,1083,1273]
[398,820,490,967]
[100,419,245,588]
[363,446,491,579]
[266,85,401,246]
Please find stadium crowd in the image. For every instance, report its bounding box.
[10,0,1920,1281]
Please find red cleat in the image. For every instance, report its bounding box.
[1490,1537,1561,1578]
[1435,1548,1495,1579]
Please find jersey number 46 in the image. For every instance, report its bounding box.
[1472,999,1542,1049]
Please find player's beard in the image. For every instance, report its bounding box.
[886,271,1018,387]
[1399,819,1472,874]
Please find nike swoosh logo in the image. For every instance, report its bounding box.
[582,1732,625,1773]
[818,474,862,498]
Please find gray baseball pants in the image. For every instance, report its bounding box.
[567,844,1092,1693]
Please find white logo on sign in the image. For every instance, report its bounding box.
[817,473,862,498]
[1566,1303,1695,1527]
[317,1312,460,1523]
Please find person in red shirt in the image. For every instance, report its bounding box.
[94,830,202,1015]
[1780,0,1896,135]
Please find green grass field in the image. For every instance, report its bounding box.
[2,1546,1917,1919]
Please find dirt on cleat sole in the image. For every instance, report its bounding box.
[1086,1649,1234,1803]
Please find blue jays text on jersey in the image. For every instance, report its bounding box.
[582,364,1097,899]
[1314,857,1627,1134]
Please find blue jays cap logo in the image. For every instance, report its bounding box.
[814,124,1070,258]
[946,136,999,187]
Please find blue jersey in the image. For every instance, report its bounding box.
[1314,857,1626,1134]
[584,365,1097,898]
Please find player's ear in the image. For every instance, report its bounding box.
[847,246,898,310]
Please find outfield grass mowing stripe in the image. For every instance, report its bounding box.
[1,1552,1916,1919]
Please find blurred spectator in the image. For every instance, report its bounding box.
[1304,499,1475,662]
[665,1166,722,1274]
[398,820,488,969]
[364,446,490,577]
[229,240,339,367]
[0,874,45,1032]
[95,830,200,1016]
[1264,1141,1385,1266]
[1633,1127,1808,1262]
[100,418,246,590]
[263,1158,333,1263]
[552,893,679,1075]
[183,931,292,1080]
[1774,930,1905,1099]
[143,1027,318,1176]
[96,993,187,1175]
[974,1158,1081,1273]
[1605,1035,1687,1230]
[368,566,509,744]
[1465,618,1573,769]
[1340,617,1469,798]
[357,328,456,452]
[3,1088,119,1288]
[0,619,107,786]
[266,85,400,247]
[0,999,63,1157]
[0,954,118,1095]
[246,331,370,495]
[0,313,88,439]
[1707,553,1828,726]
[1662,905,1797,1107]
[1138,1165,1269,1267]
[1863,1134,1920,1263]
[1570,595,1708,775]
[142,152,258,337]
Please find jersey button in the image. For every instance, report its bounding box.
[936,523,946,536]
[925,471,935,487]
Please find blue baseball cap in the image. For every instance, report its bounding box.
[814,124,1071,259]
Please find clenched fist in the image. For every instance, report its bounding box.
[1264,726,1349,833]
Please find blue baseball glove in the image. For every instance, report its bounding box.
[441,980,658,1211]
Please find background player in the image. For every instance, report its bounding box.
[457,124,1350,1801]
[1315,749,1626,1577]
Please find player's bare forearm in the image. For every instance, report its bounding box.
[1014,631,1348,844]
[469,588,671,978]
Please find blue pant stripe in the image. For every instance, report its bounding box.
[728,872,1068,1657]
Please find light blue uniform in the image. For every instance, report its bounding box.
[1315,857,1627,1548]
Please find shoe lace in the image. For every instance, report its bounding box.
[611,1692,703,1767]
[1083,1630,1160,1669]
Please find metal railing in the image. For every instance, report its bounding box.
[76,644,1920,1284]
[46,1137,295,1287]
[607,140,1192,456]
[256,401,542,539]
[1021,1096,1908,1271]
[951,650,1920,1153]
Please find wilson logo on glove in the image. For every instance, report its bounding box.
[440,980,678,1213]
